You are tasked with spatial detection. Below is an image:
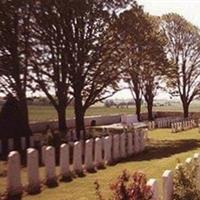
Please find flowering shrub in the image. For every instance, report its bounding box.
[173,162,200,200]
[95,170,152,200]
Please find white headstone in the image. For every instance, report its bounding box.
[147,178,158,200]
[73,141,83,175]
[60,143,70,180]
[103,136,112,165]
[133,130,140,153]
[7,151,22,196]
[120,133,126,158]
[94,138,104,168]
[45,146,57,186]
[113,134,120,162]
[127,132,133,156]
[162,170,173,200]
[140,129,145,152]
[27,148,40,194]
[84,139,95,172]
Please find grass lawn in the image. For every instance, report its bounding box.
[1,128,200,199]
[28,102,200,122]
[28,105,136,122]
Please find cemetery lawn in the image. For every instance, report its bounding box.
[1,128,200,199]
[28,102,200,122]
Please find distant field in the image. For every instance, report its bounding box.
[28,101,200,122]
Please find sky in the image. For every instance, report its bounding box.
[112,0,200,100]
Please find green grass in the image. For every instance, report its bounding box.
[28,105,136,122]
[28,102,200,122]
[1,128,200,199]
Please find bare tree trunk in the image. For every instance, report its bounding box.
[57,105,67,132]
[182,102,189,118]
[74,90,85,140]
[135,98,141,121]
[147,101,153,121]
[18,94,31,136]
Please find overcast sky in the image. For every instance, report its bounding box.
[112,0,200,100]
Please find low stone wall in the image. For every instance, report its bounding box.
[30,114,121,133]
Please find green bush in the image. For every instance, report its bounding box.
[173,161,200,200]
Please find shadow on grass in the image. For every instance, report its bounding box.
[123,139,200,163]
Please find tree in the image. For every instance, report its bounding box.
[116,4,168,121]
[161,13,200,118]
[0,0,32,135]
[30,0,72,132]
[40,0,130,139]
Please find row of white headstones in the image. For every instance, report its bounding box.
[148,117,185,130]
[171,120,196,133]
[148,152,200,200]
[6,129,146,197]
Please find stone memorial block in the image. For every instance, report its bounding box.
[120,133,126,158]
[45,146,57,186]
[7,151,22,196]
[27,148,40,194]
[162,170,173,200]
[84,139,95,172]
[73,141,83,175]
[113,134,120,162]
[133,130,140,153]
[94,138,104,168]
[127,132,133,156]
[147,179,158,200]
[60,143,71,180]
[103,136,112,165]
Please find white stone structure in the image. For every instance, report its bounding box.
[84,139,95,171]
[27,148,40,194]
[147,178,158,200]
[7,151,22,196]
[73,141,83,175]
[120,133,126,158]
[113,134,120,162]
[60,143,70,179]
[133,130,140,153]
[127,132,133,156]
[162,170,173,200]
[45,146,57,186]
[94,137,104,168]
[103,136,112,165]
